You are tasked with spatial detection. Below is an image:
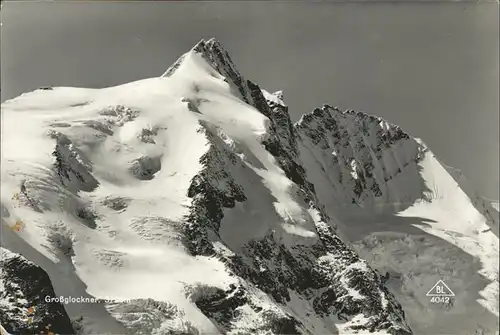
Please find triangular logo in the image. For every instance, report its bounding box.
[426,279,455,297]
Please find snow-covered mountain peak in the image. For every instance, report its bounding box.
[1,39,498,335]
[295,103,425,214]
[161,38,247,96]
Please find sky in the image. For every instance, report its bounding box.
[0,1,498,199]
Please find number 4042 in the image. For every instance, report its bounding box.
[430,296,450,304]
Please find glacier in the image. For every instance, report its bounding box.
[0,38,498,335]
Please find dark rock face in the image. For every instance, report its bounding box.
[0,248,75,335]
[101,196,131,212]
[128,156,162,180]
[226,235,320,305]
[184,121,246,256]
[295,104,428,210]
[75,206,98,229]
[49,130,99,193]
[192,284,249,330]
[187,281,304,334]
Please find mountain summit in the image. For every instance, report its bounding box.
[1,39,498,335]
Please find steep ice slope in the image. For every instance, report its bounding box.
[1,39,411,335]
[441,163,499,237]
[295,106,499,334]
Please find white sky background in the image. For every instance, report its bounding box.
[0,1,498,199]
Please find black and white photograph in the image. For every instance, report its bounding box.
[0,1,498,335]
